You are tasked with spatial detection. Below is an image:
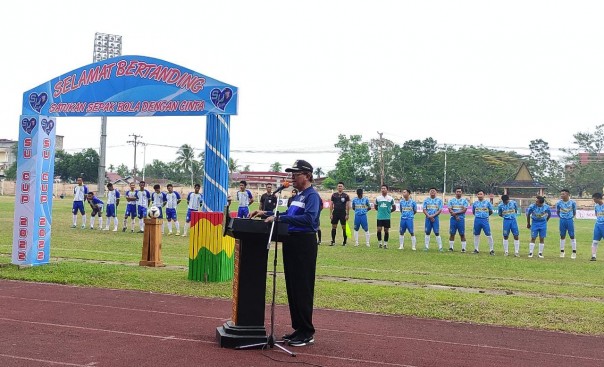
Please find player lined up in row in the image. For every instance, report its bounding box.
[71,177,204,236]
[328,182,603,261]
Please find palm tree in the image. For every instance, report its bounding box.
[229,158,240,173]
[314,167,324,178]
[270,162,282,172]
[176,144,196,187]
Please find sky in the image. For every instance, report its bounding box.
[3,0,604,174]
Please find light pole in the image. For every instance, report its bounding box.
[442,145,447,201]
[93,32,122,195]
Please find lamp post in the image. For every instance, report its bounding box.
[93,32,122,196]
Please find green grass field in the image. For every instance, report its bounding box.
[0,196,602,335]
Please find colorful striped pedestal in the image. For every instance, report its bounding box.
[188,212,235,282]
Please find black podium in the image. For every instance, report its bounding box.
[216,217,288,348]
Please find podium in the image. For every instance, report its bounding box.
[216,218,288,348]
[140,218,164,267]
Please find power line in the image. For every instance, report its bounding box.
[126,134,144,177]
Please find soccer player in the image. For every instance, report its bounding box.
[556,189,577,259]
[122,182,138,233]
[260,183,278,215]
[422,187,443,251]
[472,190,494,255]
[236,180,254,218]
[165,184,182,236]
[86,192,104,230]
[526,196,551,258]
[498,195,520,256]
[330,182,351,246]
[151,184,167,233]
[183,183,203,236]
[591,192,604,261]
[104,183,120,231]
[448,187,469,252]
[351,188,371,247]
[71,177,88,228]
[398,189,417,250]
[135,181,151,233]
[376,184,395,249]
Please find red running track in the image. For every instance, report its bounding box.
[0,279,602,367]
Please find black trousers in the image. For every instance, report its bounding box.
[282,233,318,337]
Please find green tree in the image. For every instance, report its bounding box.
[563,124,604,196]
[270,162,282,172]
[116,164,130,177]
[332,134,372,187]
[175,144,196,187]
[314,167,324,178]
[229,158,240,173]
[322,177,337,190]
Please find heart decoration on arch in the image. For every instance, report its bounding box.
[210,88,233,111]
[41,119,55,135]
[21,118,37,134]
[29,92,48,113]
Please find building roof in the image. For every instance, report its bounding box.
[498,162,547,188]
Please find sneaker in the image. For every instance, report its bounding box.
[131,230,134,233]
[81,225,86,229]
[571,252,577,259]
[528,252,533,258]
[379,243,382,248]
[281,330,299,342]
[538,253,544,258]
[288,336,314,347]
[175,233,180,236]
[461,248,466,253]
[90,226,94,230]
[514,252,519,257]
[112,228,118,232]
[560,251,565,258]
[366,243,370,247]
[341,243,346,246]
[330,242,335,247]
[590,256,597,261]
[71,225,76,228]
[138,230,144,233]
[504,252,509,256]
[318,241,321,245]
[167,232,173,236]
[448,247,454,252]
[412,246,416,251]
[438,248,444,252]
[473,249,479,254]
[383,244,388,249]
[122,227,126,232]
[355,243,360,247]
[398,245,404,250]
[489,250,495,256]
[103,227,109,231]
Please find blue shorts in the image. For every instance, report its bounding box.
[124,205,137,218]
[72,201,85,215]
[593,224,604,241]
[531,221,547,238]
[399,217,414,235]
[137,206,148,219]
[166,208,177,221]
[354,214,368,232]
[424,216,440,235]
[90,205,103,217]
[237,206,249,218]
[473,217,491,236]
[186,208,196,223]
[449,216,466,236]
[106,204,116,217]
[559,218,575,238]
[502,218,519,237]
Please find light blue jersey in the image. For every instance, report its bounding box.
[472,200,493,219]
[352,197,370,216]
[596,203,604,225]
[399,198,417,219]
[527,204,551,222]
[556,200,576,219]
[423,197,443,216]
[498,200,518,219]
[448,197,469,218]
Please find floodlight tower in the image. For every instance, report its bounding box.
[93,32,122,195]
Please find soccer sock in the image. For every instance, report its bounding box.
[461,241,467,251]
[514,240,520,253]
[539,243,545,254]
[384,231,389,243]
[399,235,404,248]
[377,231,382,242]
[571,239,577,251]
[317,229,322,242]
[436,236,442,249]
[113,218,118,230]
[162,221,165,233]
[424,235,430,249]
[592,240,598,257]
[90,217,95,227]
[82,216,87,227]
[449,240,454,249]
[175,221,180,233]
[354,230,359,244]
[560,239,566,251]
[139,220,144,231]
[503,239,509,253]
[331,228,336,242]
[411,236,416,249]
[98,217,103,229]
[168,221,173,232]
[365,232,370,245]
[342,228,347,242]
[474,235,480,251]
[131,218,135,231]
[123,218,127,229]
[487,236,494,251]
[529,242,535,254]
[72,214,77,226]
[183,223,188,235]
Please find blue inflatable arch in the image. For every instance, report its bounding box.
[13,55,237,266]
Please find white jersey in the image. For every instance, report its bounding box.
[151,192,166,207]
[106,189,120,205]
[125,190,137,206]
[237,190,252,207]
[165,192,181,209]
[136,189,150,207]
[73,185,88,201]
[187,192,203,210]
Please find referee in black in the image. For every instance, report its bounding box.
[250,159,320,347]
[330,181,350,246]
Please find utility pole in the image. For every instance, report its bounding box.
[443,144,447,201]
[377,131,385,186]
[127,134,144,179]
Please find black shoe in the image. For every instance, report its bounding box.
[489,250,495,256]
[122,227,126,232]
[473,249,479,254]
[288,335,314,347]
[591,256,597,261]
[281,330,299,342]
[448,247,454,252]
[330,242,335,246]
[461,248,466,253]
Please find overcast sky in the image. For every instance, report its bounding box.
[3,0,604,173]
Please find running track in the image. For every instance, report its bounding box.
[0,280,602,367]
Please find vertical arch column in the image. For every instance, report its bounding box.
[203,114,230,212]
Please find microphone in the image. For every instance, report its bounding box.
[272,181,290,195]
